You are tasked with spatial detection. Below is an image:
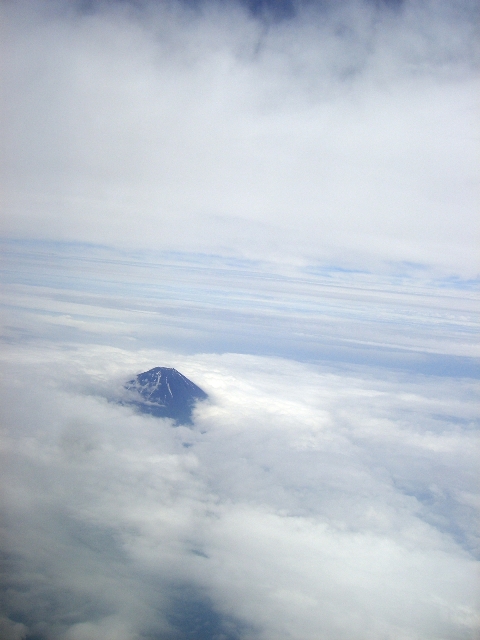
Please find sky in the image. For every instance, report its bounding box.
[0,1,479,639]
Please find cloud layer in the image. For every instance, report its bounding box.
[1,242,479,377]
[1,0,479,273]
[0,345,479,639]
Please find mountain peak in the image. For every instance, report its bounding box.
[123,366,208,425]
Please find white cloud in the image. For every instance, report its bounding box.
[0,345,478,639]
[1,0,478,274]
[1,244,478,375]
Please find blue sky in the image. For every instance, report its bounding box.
[0,2,479,639]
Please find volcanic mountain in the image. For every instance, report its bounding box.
[123,367,208,425]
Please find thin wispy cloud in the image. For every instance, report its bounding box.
[1,242,478,373]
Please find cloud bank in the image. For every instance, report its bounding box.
[0,345,479,639]
[1,0,479,274]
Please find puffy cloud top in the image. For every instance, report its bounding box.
[1,0,479,274]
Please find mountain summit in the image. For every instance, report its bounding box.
[124,367,208,425]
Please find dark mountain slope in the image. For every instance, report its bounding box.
[123,367,208,425]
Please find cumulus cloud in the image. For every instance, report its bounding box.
[0,345,478,639]
[1,0,479,273]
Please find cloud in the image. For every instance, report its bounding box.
[1,0,478,274]
[1,242,479,373]
[0,345,478,639]
[0,3,478,637]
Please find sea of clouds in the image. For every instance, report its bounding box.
[1,343,478,639]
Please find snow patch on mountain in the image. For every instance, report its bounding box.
[122,367,208,425]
